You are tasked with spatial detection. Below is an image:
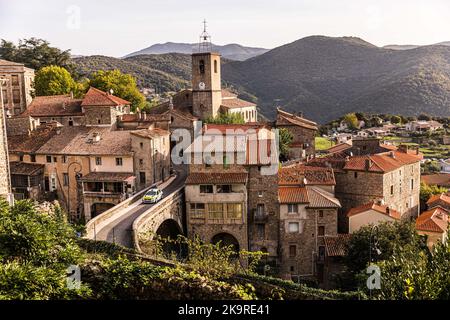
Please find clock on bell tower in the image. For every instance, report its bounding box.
[191,21,222,120]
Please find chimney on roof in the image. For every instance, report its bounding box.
[386,206,390,214]
[398,145,408,154]
[389,151,396,158]
[70,91,74,99]
[92,132,101,142]
[62,102,66,110]
[376,199,385,206]
[169,96,174,110]
[365,158,372,170]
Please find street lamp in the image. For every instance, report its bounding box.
[369,224,382,298]
[67,161,82,221]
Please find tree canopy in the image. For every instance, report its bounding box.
[35,65,86,97]
[89,70,146,111]
[0,38,73,72]
[204,112,245,124]
[343,113,359,130]
[279,128,293,161]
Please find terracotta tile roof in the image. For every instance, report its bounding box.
[307,186,341,208]
[326,142,352,154]
[0,59,24,66]
[186,172,248,185]
[9,162,44,176]
[276,108,318,131]
[80,172,135,182]
[221,89,238,98]
[81,87,130,107]
[324,234,351,257]
[427,193,450,208]
[21,95,83,117]
[278,186,309,203]
[130,128,170,139]
[422,174,450,187]
[379,144,398,151]
[279,164,336,186]
[7,123,59,153]
[203,123,272,133]
[343,151,422,173]
[416,208,448,233]
[347,201,401,220]
[221,97,256,109]
[119,113,170,123]
[36,127,133,156]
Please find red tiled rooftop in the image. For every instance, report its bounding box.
[186,172,248,185]
[221,97,256,109]
[343,151,422,173]
[427,193,450,206]
[347,201,401,220]
[278,186,309,203]
[81,87,130,107]
[279,164,336,186]
[416,207,448,233]
[324,234,351,257]
[276,108,318,131]
[21,94,83,117]
[326,142,352,154]
[422,174,450,187]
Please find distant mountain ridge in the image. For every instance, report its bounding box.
[384,41,450,50]
[72,35,450,123]
[124,42,269,61]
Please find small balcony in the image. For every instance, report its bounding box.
[253,209,269,223]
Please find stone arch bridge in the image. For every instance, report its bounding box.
[85,173,186,251]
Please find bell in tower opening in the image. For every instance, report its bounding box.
[191,20,222,120]
[198,19,212,53]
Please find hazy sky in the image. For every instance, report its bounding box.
[1,0,450,57]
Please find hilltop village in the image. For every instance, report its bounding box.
[0,33,448,289]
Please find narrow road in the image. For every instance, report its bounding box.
[95,170,187,248]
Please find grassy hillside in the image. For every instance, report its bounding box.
[222,36,450,122]
[73,36,450,123]
[72,54,191,92]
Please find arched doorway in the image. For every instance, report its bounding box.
[91,203,115,218]
[211,233,240,252]
[155,219,184,256]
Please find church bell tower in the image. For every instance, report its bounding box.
[192,20,222,120]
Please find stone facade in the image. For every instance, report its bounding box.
[335,161,420,232]
[0,59,34,116]
[131,129,171,191]
[275,108,318,160]
[0,82,12,200]
[247,166,279,262]
[279,205,338,279]
[191,52,222,119]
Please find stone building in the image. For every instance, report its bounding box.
[145,45,258,143]
[0,59,34,116]
[9,161,45,200]
[130,128,171,191]
[20,94,85,126]
[416,207,448,250]
[278,164,340,282]
[5,87,160,220]
[7,116,170,221]
[275,108,318,160]
[308,147,422,232]
[347,201,401,233]
[184,123,279,258]
[0,78,12,201]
